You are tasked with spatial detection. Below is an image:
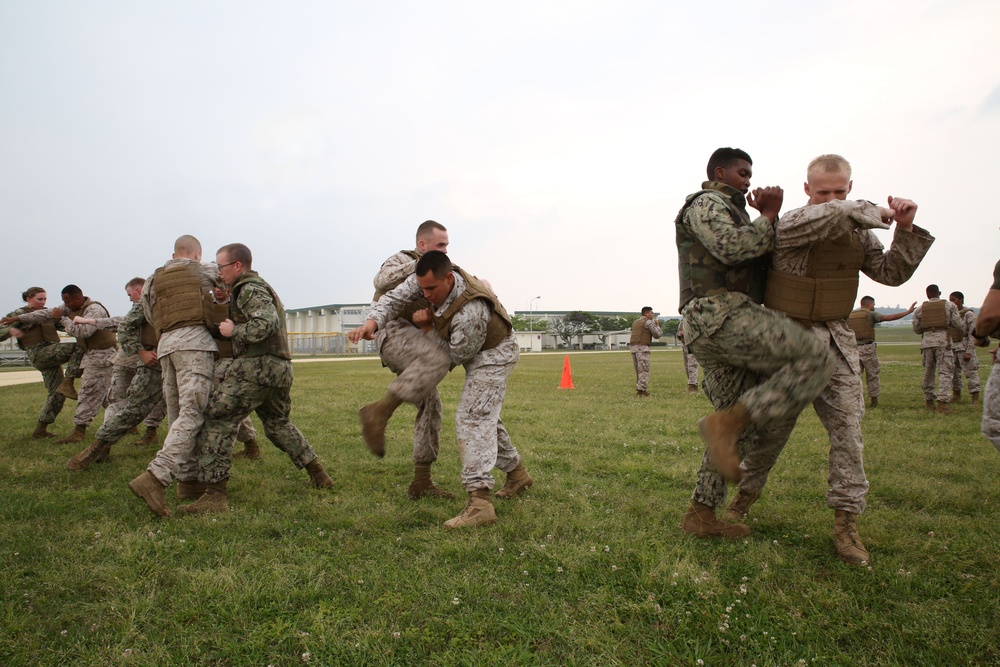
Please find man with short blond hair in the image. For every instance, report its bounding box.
[128,235,222,517]
[731,153,933,565]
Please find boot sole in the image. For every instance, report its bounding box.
[697,417,743,483]
[358,405,386,457]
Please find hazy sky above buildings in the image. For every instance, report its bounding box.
[2,0,999,319]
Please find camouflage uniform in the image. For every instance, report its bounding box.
[57,301,117,427]
[676,181,835,510]
[92,303,167,443]
[92,310,166,428]
[196,271,320,484]
[370,271,521,491]
[372,249,447,464]
[629,317,662,392]
[980,260,1000,452]
[0,306,82,426]
[677,320,700,387]
[213,356,258,444]
[141,258,220,487]
[951,307,981,398]
[852,309,884,400]
[913,298,962,403]
[735,201,933,514]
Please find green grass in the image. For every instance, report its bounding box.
[1,346,997,666]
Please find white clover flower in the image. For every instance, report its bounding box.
[556,567,563,573]
[611,565,618,571]
[61,630,67,636]
[393,632,401,639]
[452,597,460,605]
[302,652,311,663]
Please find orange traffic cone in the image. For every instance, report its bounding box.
[559,355,575,389]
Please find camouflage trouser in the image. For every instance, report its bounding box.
[215,357,258,444]
[857,342,880,399]
[682,345,699,386]
[105,364,166,428]
[951,349,981,396]
[631,348,651,391]
[74,362,114,428]
[376,320,449,464]
[688,304,834,508]
[196,370,317,485]
[738,344,870,514]
[95,363,165,444]
[26,342,82,425]
[922,346,955,403]
[457,337,521,491]
[148,350,214,486]
[980,361,1000,453]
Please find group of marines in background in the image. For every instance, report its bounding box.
[4,149,999,560]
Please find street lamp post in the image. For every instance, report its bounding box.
[528,296,541,351]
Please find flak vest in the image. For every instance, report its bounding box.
[847,309,875,344]
[764,232,864,327]
[948,308,968,343]
[676,183,770,311]
[630,318,652,346]
[66,299,118,352]
[211,302,234,358]
[138,321,159,351]
[372,249,431,322]
[230,271,292,360]
[431,268,513,351]
[16,312,60,350]
[151,262,215,338]
[920,300,947,330]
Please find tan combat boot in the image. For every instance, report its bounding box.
[723,489,760,522]
[56,377,78,400]
[31,421,57,439]
[359,392,404,457]
[233,438,261,460]
[870,396,878,408]
[127,470,172,517]
[636,389,649,397]
[925,399,936,411]
[305,458,333,488]
[407,463,454,500]
[971,392,980,405]
[952,390,961,403]
[444,489,497,529]
[176,480,208,501]
[833,510,870,565]
[697,403,750,483]
[687,384,699,394]
[680,501,751,538]
[135,426,159,446]
[495,461,533,500]
[55,424,87,444]
[177,480,228,514]
[66,439,113,471]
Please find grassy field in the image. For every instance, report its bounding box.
[1,344,997,666]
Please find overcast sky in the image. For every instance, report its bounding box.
[2,0,999,320]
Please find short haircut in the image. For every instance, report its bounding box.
[125,277,145,290]
[926,284,940,298]
[950,291,964,301]
[61,284,83,298]
[860,296,875,307]
[641,306,653,315]
[416,220,447,243]
[174,235,202,255]
[22,287,45,302]
[415,250,452,279]
[707,147,752,181]
[807,154,852,180]
[218,243,253,269]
